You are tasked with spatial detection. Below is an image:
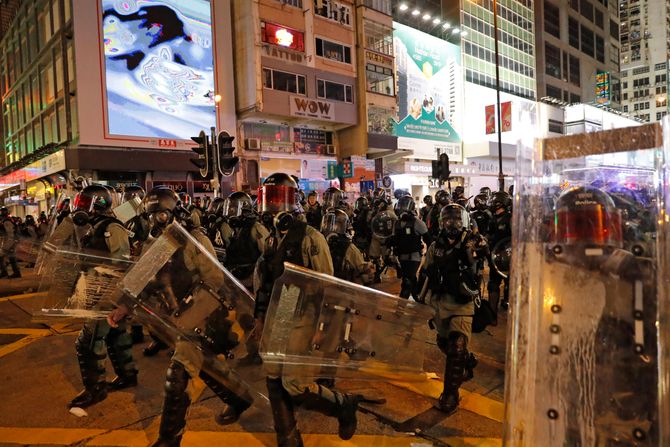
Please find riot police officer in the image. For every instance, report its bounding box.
[255,173,361,447]
[205,197,233,249]
[470,194,493,239]
[352,197,371,255]
[322,187,349,214]
[109,187,249,446]
[369,205,398,283]
[56,197,71,226]
[304,191,323,229]
[0,207,21,278]
[487,191,512,311]
[427,189,451,239]
[322,208,372,284]
[69,185,137,409]
[224,191,269,288]
[420,195,433,224]
[452,186,468,208]
[391,196,429,299]
[420,204,478,415]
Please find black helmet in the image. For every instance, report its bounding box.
[440,204,470,238]
[207,197,226,217]
[178,192,192,209]
[323,187,345,210]
[223,191,253,218]
[371,210,395,238]
[144,187,189,234]
[259,173,299,215]
[354,196,369,212]
[321,208,350,236]
[453,186,465,198]
[122,185,145,203]
[473,193,489,211]
[435,189,451,207]
[25,215,35,226]
[73,184,114,214]
[554,186,622,247]
[395,195,416,215]
[423,195,433,206]
[490,191,512,213]
[479,187,492,199]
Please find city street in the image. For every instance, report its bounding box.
[0,269,505,447]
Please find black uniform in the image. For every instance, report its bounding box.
[352,207,371,254]
[391,214,429,299]
[0,215,20,278]
[305,202,323,229]
[487,210,512,311]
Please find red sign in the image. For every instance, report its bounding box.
[158,139,177,148]
[485,105,495,135]
[501,101,512,132]
[261,22,305,52]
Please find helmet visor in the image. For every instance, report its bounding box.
[440,207,470,231]
[259,185,297,214]
[555,205,622,247]
[320,213,347,235]
[73,193,93,212]
[222,199,244,218]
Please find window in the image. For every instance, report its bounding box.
[657,112,667,121]
[366,64,394,95]
[544,2,560,38]
[610,19,619,39]
[364,0,391,15]
[262,68,306,95]
[316,38,352,64]
[41,62,54,106]
[633,66,650,75]
[595,35,604,62]
[261,22,305,52]
[569,17,580,48]
[570,93,581,103]
[569,55,580,86]
[545,43,561,78]
[580,0,593,21]
[595,9,603,28]
[623,105,628,112]
[570,0,578,10]
[277,0,302,7]
[656,97,667,108]
[364,21,393,56]
[562,52,569,81]
[580,25,594,57]
[546,84,562,99]
[549,119,564,134]
[313,0,352,26]
[317,79,353,103]
[655,63,667,71]
[655,74,667,84]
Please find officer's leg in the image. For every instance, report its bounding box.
[0,256,8,277]
[487,269,502,312]
[435,317,476,415]
[105,321,138,390]
[404,260,421,300]
[372,257,382,283]
[283,377,360,441]
[70,320,109,408]
[151,361,190,447]
[130,323,144,344]
[8,254,20,278]
[267,377,303,447]
[198,370,251,425]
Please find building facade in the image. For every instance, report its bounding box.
[535,0,621,107]
[618,0,670,122]
[0,0,238,215]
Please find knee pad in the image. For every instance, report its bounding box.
[165,361,189,395]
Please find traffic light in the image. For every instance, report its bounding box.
[190,130,210,178]
[216,131,239,177]
[431,153,451,183]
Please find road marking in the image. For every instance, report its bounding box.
[0,328,52,336]
[0,327,64,359]
[0,427,501,446]
[0,291,46,302]
[390,379,504,423]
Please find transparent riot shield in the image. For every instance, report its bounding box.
[15,237,40,265]
[34,245,133,321]
[260,263,434,382]
[118,222,268,410]
[504,118,669,446]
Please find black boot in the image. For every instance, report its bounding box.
[199,371,251,426]
[130,325,145,344]
[70,326,108,408]
[267,377,303,447]
[297,384,360,441]
[151,361,191,447]
[106,327,138,391]
[8,256,20,278]
[435,332,472,415]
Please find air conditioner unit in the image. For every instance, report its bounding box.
[325,145,336,155]
[245,138,261,151]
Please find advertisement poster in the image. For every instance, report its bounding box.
[293,128,331,155]
[393,22,462,146]
[101,0,216,140]
[595,71,610,105]
[501,101,512,132]
[485,104,495,135]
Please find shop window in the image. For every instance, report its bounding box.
[262,68,306,95]
[544,2,560,38]
[313,0,351,26]
[242,122,291,149]
[364,20,393,56]
[317,79,353,103]
[69,95,77,140]
[52,0,61,33]
[41,62,55,106]
[55,53,64,97]
[570,93,581,103]
[366,64,394,95]
[315,38,352,64]
[545,43,561,79]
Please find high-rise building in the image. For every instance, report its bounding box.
[618,0,670,122]
[535,0,621,107]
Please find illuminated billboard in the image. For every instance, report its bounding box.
[101,0,216,141]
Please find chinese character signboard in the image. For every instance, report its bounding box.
[595,71,610,105]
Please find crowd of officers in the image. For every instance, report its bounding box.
[13,173,513,447]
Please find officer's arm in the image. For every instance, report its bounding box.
[106,224,131,259]
[305,231,334,276]
[220,222,233,247]
[193,232,225,290]
[253,223,270,254]
[416,219,431,246]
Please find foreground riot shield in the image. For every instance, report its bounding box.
[15,237,40,265]
[260,263,434,381]
[34,245,133,321]
[504,118,669,446]
[118,222,268,410]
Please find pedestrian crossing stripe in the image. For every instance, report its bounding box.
[0,291,46,302]
[0,427,502,446]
